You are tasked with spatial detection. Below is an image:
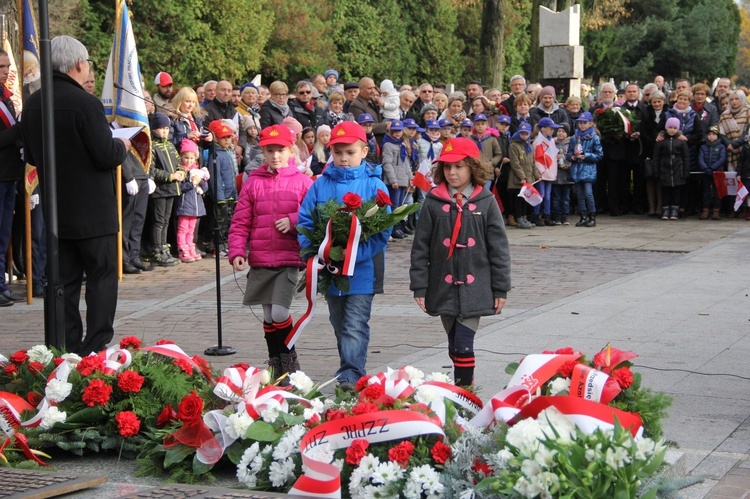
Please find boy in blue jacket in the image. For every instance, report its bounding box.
[297,122,392,391]
[699,126,726,220]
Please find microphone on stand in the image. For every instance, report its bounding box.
[113,82,188,119]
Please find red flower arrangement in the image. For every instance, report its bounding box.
[351,401,380,416]
[359,384,385,403]
[82,379,112,407]
[375,189,392,207]
[156,404,178,428]
[174,358,193,375]
[117,370,145,393]
[324,408,348,421]
[342,192,362,211]
[430,440,451,465]
[10,350,29,365]
[119,336,142,349]
[612,366,635,389]
[192,355,212,380]
[77,356,104,377]
[115,411,141,437]
[387,440,414,468]
[345,439,369,465]
[4,364,18,376]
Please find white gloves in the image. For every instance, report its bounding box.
[196,186,204,195]
[30,194,39,210]
[125,179,139,196]
[148,178,156,194]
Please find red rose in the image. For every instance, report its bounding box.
[612,367,634,389]
[10,350,29,365]
[352,402,379,415]
[359,384,385,403]
[177,391,204,423]
[117,370,145,393]
[115,411,141,437]
[431,440,452,465]
[557,360,579,379]
[28,361,45,375]
[324,409,348,421]
[156,404,178,428]
[354,376,370,392]
[231,363,250,371]
[387,440,414,468]
[77,356,104,376]
[156,339,175,345]
[342,192,362,211]
[174,358,193,375]
[375,189,392,207]
[345,439,369,465]
[27,392,43,406]
[82,379,113,407]
[53,357,64,367]
[192,355,212,380]
[4,364,18,376]
[119,336,142,349]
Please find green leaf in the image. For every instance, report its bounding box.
[328,246,344,262]
[244,421,281,442]
[164,444,195,467]
[505,362,520,375]
[192,454,213,475]
[225,440,248,465]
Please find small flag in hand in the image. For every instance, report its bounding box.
[714,171,738,198]
[735,179,748,211]
[412,171,433,192]
[519,182,543,207]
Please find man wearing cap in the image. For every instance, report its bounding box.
[343,82,359,113]
[297,121,391,391]
[530,86,569,129]
[153,71,174,109]
[349,77,387,137]
[21,35,130,353]
[289,80,328,130]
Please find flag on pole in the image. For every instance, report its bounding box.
[1,36,22,114]
[21,0,40,90]
[735,179,748,211]
[714,171,738,198]
[101,0,151,171]
[519,182,543,207]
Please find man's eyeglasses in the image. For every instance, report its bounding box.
[298,90,312,95]
[273,93,288,97]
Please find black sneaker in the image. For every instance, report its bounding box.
[123,262,142,274]
[2,290,25,303]
[0,294,13,307]
[391,229,406,239]
[132,257,154,272]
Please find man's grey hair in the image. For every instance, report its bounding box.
[203,80,217,88]
[419,83,433,91]
[510,75,526,85]
[600,82,616,94]
[51,35,88,74]
[642,83,658,94]
[296,80,313,91]
[400,90,416,100]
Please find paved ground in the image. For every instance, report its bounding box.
[1,215,749,497]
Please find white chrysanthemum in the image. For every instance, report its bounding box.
[287,424,307,442]
[262,444,273,455]
[370,460,404,485]
[605,446,631,469]
[268,457,296,487]
[40,406,67,429]
[425,372,452,383]
[226,412,254,440]
[261,407,279,423]
[250,455,264,473]
[237,442,261,487]
[333,458,344,471]
[28,345,54,365]
[45,379,73,403]
[60,353,82,365]
[260,369,271,385]
[303,398,325,421]
[549,377,570,396]
[403,479,423,499]
[403,366,424,382]
[359,453,380,471]
[289,372,314,394]
[409,464,443,495]
[272,435,297,461]
[506,417,545,455]
[307,443,334,464]
[415,386,441,405]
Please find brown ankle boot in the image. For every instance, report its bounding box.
[700,209,709,220]
[712,209,721,220]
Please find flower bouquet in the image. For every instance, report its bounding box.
[296,189,420,294]
[594,107,640,140]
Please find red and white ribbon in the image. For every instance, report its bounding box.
[417,381,483,415]
[142,344,201,372]
[570,364,621,405]
[614,108,632,134]
[97,347,133,375]
[289,410,445,498]
[468,385,530,428]
[507,354,581,393]
[0,101,17,130]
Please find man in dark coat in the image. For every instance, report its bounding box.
[0,49,25,306]
[204,80,237,125]
[348,77,388,136]
[21,35,130,354]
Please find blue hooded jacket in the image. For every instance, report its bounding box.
[297,161,392,295]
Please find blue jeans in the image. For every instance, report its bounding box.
[552,184,571,217]
[326,294,374,385]
[576,181,596,213]
[388,186,407,208]
[532,180,553,215]
[0,181,17,292]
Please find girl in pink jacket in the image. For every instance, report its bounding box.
[228,125,313,383]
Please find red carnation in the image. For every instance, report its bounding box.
[10,350,29,365]
[388,440,414,468]
[380,395,396,407]
[375,189,392,207]
[192,355,212,380]
[27,392,43,406]
[359,384,385,403]
[352,401,379,415]
[117,370,145,393]
[177,391,204,423]
[555,347,575,355]
[4,364,18,376]
[354,376,370,392]
[342,192,362,211]
[325,409,348,421]
[53,357,64,367]
[119,336,142,349]
[156,339,175,345]
[345,439,369,465]
[115,411,141,437]
[28,361,45,374]
[76,356,104,376]
[472,457,492,476]
[557,360,579,379]
[612,367,635,389]
[156,404,178,428]
[82,379,112,407]
[431,440,452,465]
[174,358,193,375]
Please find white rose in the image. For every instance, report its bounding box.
[40,406,67,429]
[260,369,271,385]
[549,377,570,396]
[289,372,314,394]
[414,387,440,405]
[425,372,452,384]
[45,379,73,403]
[28,345,54,365]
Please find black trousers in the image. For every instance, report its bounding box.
[606,159,633,214]
[59,234,118,355]
[121,178,149,263]
[150,197,174,249]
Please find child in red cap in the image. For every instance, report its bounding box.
[297,121,392,391]
[228,124,313,382]
[409,137,511,387]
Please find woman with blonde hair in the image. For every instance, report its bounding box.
[170,86,209,150]
[326,91,354,127]
[260,81,292,129]
[441,92,468,132]
[432,92,448,117]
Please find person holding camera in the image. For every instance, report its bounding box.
[169,87,211,153]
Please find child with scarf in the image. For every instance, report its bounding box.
[459,118,473,138]
[357,113,381,165]
[508,122,539,229]
[531,117,560,225]
[471,113,503,190]
[552,123,574,225]
[381,119,413,239]
[566,112,603,227]
[175,139,209,262]
[409,137,510,387]
[310,125,331,176]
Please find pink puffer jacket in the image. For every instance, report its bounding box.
[228,164,313,268]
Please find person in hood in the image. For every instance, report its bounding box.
[410,137,510,387]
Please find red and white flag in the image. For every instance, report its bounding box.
[734,179,748,211]
[714,171,738,198]
[519,182,543,207]
[533,134,558,177]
